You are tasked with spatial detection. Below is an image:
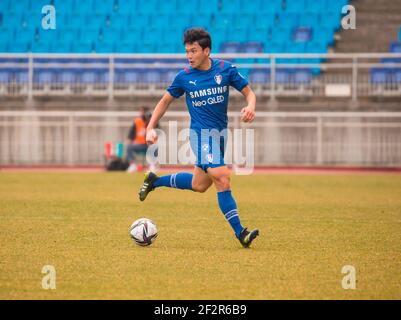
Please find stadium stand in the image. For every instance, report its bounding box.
[0,0,349,86]
[0,0,401,109]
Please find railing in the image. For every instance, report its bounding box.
[1,111,400,166]
[1,53,401,100]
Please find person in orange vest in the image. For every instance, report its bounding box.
[126,106,152,172]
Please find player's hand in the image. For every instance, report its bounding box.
[240,106,255,123]
[146,128,158,145]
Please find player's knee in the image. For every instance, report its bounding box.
[192,182,210,193]
[214,175,231,191]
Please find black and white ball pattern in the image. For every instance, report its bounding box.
[130,218,158,246]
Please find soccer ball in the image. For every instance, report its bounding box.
[130,218,158,246]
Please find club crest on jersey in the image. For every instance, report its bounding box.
[214,74,222,85]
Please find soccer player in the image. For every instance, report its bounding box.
[138,28,259,248]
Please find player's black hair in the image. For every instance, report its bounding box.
[183,28,212,51]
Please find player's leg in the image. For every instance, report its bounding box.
[207,165,259,247]
[138,166,213,201]
[191,165,213,193]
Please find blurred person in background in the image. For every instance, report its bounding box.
[126,106,156,172]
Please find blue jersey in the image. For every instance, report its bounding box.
[167,59,248,133]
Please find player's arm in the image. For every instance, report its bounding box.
[146,92,175,144]
[240,85,256,123]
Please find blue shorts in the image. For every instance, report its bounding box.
[189,129,227,173]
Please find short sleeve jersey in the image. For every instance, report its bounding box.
[167,59,248,132]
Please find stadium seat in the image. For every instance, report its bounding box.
[370,68,390,84]
[220,42,242,53]
[220,0,241,14]
[50,41,72,53]
[293,27,312,43]
[34,69,56,84]
[283,1,306,14]
[0,0,345,85]
[390,42,401,53]
[294,69,313,84]
[275,69,291,83]
[395,70,401,83]
[0,70,11,83]
[259,0,282,14]
[254,14,275,30]
[249,69,271,84]
[241,42,264,53]
[56,70,76,83]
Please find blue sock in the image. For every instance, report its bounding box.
[153,172,193,190]
[217,190,244,238]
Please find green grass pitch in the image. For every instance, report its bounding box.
[0,172,400,299]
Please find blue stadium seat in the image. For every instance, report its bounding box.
[85,14,107,29]
[305,0,326,14]
[271,27,291,43]
[0,70,12,83]
[179,0,203,14]
[370,68,391,84]
[93,0,116,15]
[107,14,131,29]
[265,41,286,53]
[275,69,291,83]
[115,0,136,14]
[395,70,401,83]
[101,27,122,43]
[79,71,97,84]
[240,1,260,15]
[119,70,142,83]
[298,13,320,28]
[15,70,29,83]
[50,41,72,53]
[191,13,212,29]
[71,0,94,14]
[0,42,7,52]
[8,41,29,53]
[169,14,191,31]
[390,42,401,53]
[80,28,101,42]
[255,14,275,30]
[305,41,327,53]
[71,41,94,53]
[241,42,264,53]
[247,28,269,43]
[220,42,242,53]
[0,1,10,15]
[30,41,51,53]
[293,27,312,43]
[8,0,28,14]
[165,69,180,83]
[259,0,282,14]
[95,42,115,53]
[294,69,313,84]
[58,70,77,83]
[136,0,158,14]
[52,0,74,15]
[220,0,240,14]
[63,14,86,28]
[148,14,170,29]
[249,69,270,84]
[34,69,56,83]
[283,0,306,14]
[142,69,164,83]
[278,13,300,28]
[226,28,248,42]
